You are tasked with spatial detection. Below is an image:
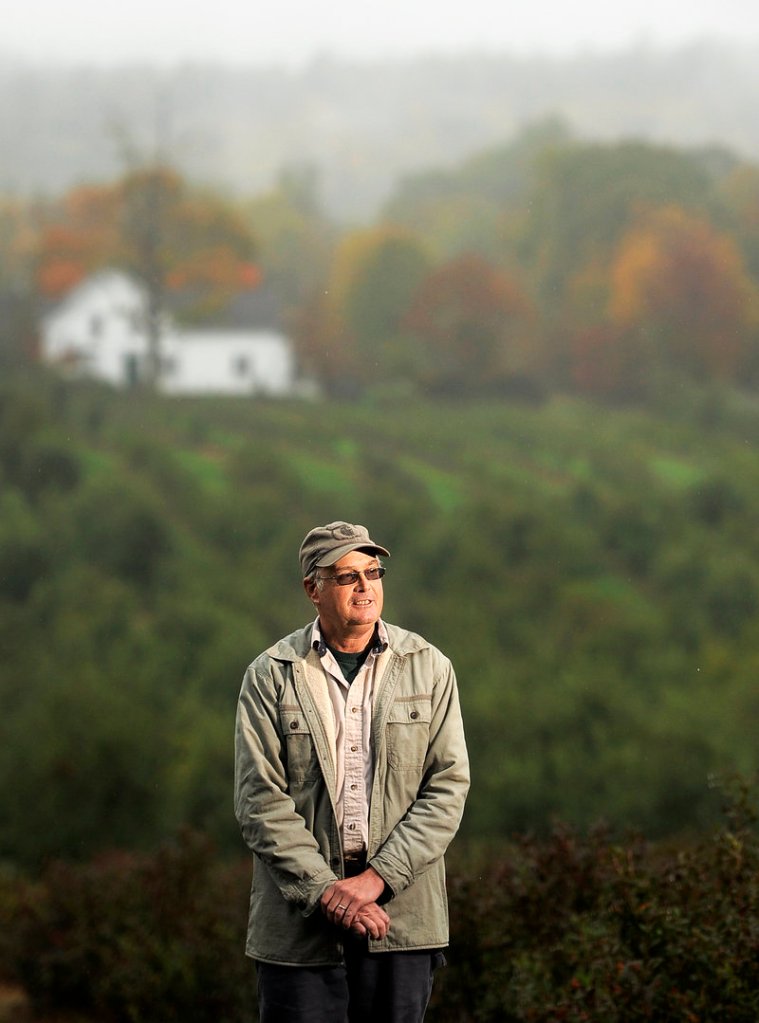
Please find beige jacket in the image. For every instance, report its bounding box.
[234,620,469,965]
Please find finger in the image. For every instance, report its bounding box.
[359,908,389,939]
[332,900,351,924]
[326,890,344,910]
[341,904,358,929]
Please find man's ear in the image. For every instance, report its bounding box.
[303,577,319,604]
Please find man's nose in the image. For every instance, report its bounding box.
[355,571,370,590]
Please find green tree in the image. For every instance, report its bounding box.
[246,163,336,312]
[521,141,719,312]
[298,226,431,393]
[383,118,570,261]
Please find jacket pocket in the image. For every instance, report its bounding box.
[279,706,320,781]
[386,697,432,772]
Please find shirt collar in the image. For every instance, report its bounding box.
[311,617,389,657]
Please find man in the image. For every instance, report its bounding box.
[234,521,469,1023]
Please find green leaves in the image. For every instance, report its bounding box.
[2,376,759,862]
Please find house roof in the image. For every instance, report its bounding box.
[41,269,285,332]
[167,283,284,330]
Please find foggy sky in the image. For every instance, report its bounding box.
[4,0,759,67]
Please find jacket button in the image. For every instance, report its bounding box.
[410,711,419,719]
[290,720,300,730]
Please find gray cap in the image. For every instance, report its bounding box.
[299,521,390,578]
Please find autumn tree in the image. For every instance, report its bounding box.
[521,141,719,315]
[296,226,431,394]
[608,205,757,383]
[0,198,39,369]
[719,162,759,282]
[404,253,536,396]
[35,167,258,386]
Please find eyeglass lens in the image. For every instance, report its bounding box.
[331,566,386,585]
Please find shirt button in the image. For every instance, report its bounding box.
[350,745,358,752]
[348,823,356,830]
[351,707,359,713]
[410,711,419,720]
[290,720,300,729]
[350,784,358,791]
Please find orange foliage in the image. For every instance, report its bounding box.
[165,251,261,292]
[238,262,262,289]
[37,218,123,297]
[34,168,257,309]
[609,205,756,380]
[36,184,124,297]
[37,261,88,297]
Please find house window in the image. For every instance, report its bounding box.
[233,355,250,377]
[123,353,141,388]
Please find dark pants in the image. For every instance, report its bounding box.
[255,944,446,1023]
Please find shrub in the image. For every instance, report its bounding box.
[6,832,255,1023]
[434,778,759,1021]
[3,782,758,1022]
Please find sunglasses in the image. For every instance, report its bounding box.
[317,566,386,586]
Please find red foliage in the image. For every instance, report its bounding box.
[405,253,533,392]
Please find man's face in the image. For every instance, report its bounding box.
[305,549,384,639]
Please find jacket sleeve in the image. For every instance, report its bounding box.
[368,654,470,896]
[234,662,338,914]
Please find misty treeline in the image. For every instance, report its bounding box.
[1,368,759,868]
[5,120,759,407]
[2,42,759,217]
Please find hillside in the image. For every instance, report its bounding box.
[2,372,759,865]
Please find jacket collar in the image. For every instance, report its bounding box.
[266,619,429,662]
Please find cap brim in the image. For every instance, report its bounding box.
[316,542,390,567]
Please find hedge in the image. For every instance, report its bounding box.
[2,782,757,1022]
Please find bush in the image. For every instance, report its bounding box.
[3,782,758,1022]
[435,777,759,1021]
[5,832,255,1023]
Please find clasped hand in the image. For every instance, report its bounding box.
[320,866,390,939]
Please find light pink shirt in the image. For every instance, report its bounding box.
[311,618,389,855]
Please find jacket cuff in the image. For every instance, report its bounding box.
[367,852,410,898]
[292,868,339,917]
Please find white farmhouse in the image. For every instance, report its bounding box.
[39,270,297,397]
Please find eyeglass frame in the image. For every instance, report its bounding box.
[316,565,386,587]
